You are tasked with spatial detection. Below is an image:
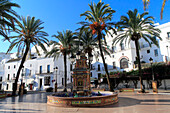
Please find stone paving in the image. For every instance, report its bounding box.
[0,92,170,113]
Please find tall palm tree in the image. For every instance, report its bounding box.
[7,16,49,96]
[113,9,161,92]
[46,30,77,92]
[0,0,20,40]
[142,0,167,19]
[79,1,116,91]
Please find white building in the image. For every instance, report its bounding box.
[0,52,12,90]
[91,22,170,79]
[2,46,73,91]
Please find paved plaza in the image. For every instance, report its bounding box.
[0,92,170,113]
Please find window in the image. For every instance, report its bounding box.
[113,62,116,69]
[120,43,125,50]
[90,64,93,70]
[112,55,114,58]
[98,73,101,80]
[154,49,158,57]
[40,66,42,74]
[120,58,129,69]
[167,32,170,38]
[47,65,50,73]
[29,70,31,76]
[91,72,92,77]
[14,65,16,69]
[8,66,10,69]
[98,64,100,71]
[44,76,50,86]
[112,46,116,53]
[13,74,15,78]
[70,64,73,71]
[6,84,8,90]
[30,64,32,67]
[147,50,150,53]
[7,74,10,80]
[0,77,2,82]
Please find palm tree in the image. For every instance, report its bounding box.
[7,16,49,96]
[113,9,161,92]
[142,0,167,19]
[0,0,20,40]
[79,1,116,91]
[46,30,77,92]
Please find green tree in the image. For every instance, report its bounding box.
[79,1,116,91]
[0,0,20,40]
[46,30,76,92]
[7,16,49,96]
[113,9,161,92]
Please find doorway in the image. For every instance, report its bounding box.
[39,79,42,89]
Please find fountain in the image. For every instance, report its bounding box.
[47,52,118,107]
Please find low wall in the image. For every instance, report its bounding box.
[47,92,118,107]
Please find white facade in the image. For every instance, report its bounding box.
[90,22,170,79]
[2,50,73,91]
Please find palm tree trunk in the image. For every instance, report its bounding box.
[63,52,67,92]
[97,31,113,91]
[12,45,29,96]
[134,40,144,92]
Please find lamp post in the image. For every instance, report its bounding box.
[20,66,24,95]
[54,66,58,92]
[149,57,158,93]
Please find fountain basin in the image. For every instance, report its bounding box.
[47,91,118,107]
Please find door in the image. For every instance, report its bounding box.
[39,79,42,89]
[29,84,33,90]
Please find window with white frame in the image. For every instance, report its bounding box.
[120,43,125,50]
[167,32,170,38]
[44,76,50,86]
[154,49,158,57]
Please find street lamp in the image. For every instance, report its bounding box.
[54,66,58,92]
[149,57,158,93]
[149,57,154,81]
[20,66,24,95]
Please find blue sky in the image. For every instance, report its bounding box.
[1,0,170,53]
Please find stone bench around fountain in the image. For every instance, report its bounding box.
[47,91,118,107]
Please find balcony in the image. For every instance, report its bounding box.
[35,70,53,75]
